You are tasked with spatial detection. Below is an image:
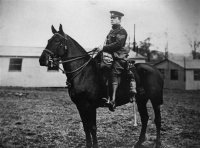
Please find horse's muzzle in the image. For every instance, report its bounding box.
[39,55,49,66]
[39,50,50,66]
[39,58,46,66]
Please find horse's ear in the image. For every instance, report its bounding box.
[59,24,64,34]
[51,25,57,34]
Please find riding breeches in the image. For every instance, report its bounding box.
[111,59,127,85]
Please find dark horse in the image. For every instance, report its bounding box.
[39,24,164,148]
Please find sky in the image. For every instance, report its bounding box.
[0,0,200,55]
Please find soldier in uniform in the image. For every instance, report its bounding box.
[98,11,144,111]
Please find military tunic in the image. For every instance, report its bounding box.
[103,24,129,84]
[103,24,129,59]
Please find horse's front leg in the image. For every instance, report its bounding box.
[77,107,92,148]
[77,103,98,148]
[90,107,98,148]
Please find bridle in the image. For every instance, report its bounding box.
[44,33,98,88]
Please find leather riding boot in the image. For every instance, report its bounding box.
[101,70,111,104]
[109,83,118,112]
[102,83,111,105]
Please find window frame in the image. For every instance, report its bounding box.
[9,58,23,72]
[194,70,200,81]
[170,69,178,80]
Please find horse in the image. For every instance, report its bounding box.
[39,24,164,148]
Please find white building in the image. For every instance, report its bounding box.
[154,59,200,90]
[0,46,146,87]
[0,46,66,87]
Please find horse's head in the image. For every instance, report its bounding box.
[39,24,68,66]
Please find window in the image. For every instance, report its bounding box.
[47,65,59,71]
[158,68,165,79]
[171,69,178,80]
[194,70,200,81]
[9,58,23,71]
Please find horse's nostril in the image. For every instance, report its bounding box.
[39,61,44,66]
[39,59,46,66]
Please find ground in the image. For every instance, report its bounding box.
[0,87,200,148]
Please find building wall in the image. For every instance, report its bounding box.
[0,57,66,87]
[185,70,200,90]
[155,61,185,90]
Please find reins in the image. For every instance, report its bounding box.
[59,49,97,88]
[44,33,98,88]
[49,48,97,74]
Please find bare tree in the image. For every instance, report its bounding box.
[185,24,200,59]
[139,36,166,63]
[139,37,152,62]
[164,31,168,60]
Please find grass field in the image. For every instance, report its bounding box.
[0,87,200,148]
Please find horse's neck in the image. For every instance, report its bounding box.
[67,36,88,57]
[62,37,91,81]
[62,56,94,89]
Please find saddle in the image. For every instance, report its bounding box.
[94,52,138,103]
[101,61,136,97]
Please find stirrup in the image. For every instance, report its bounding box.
[108,100,116,112]
[102,97,110,104]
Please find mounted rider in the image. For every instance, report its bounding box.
[97,11,145,111]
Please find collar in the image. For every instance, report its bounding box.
[112,24,121,30]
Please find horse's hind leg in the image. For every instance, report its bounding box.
[134,97,149,148]
[152,103,161,148]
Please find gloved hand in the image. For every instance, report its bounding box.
[94,45,103,52]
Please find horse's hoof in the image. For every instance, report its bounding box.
[134,142,142,148]
[86,143,92,148]
[134,136,146,148]
[153,141,161,148]
[93,144,99,148]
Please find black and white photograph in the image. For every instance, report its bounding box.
[0,0,200,147]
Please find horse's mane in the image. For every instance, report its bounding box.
[63,32,88,55]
